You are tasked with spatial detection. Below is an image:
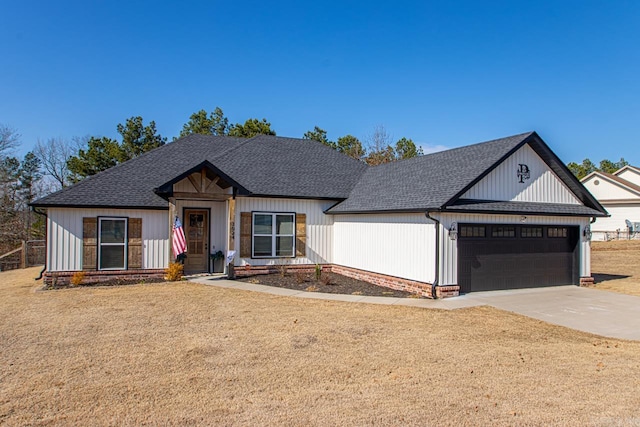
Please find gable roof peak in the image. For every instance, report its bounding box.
[589,171,640,195]
[327,131,537,213]
[613,164,640,176]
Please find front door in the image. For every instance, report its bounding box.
[184,209,209,274]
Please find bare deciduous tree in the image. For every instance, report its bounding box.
[364,125,396,165]
[34,136,85,190]
[0,124,20,159]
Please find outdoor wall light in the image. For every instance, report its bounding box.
[583,224,592,241]
[449,222,458,240]
[520,216,527,223]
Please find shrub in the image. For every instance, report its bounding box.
[165,262,184,281]
[274,259,289,277]
[295,271,306,284]
[320,273,333,286]
[70,271,86,286]
[314,264,322,281]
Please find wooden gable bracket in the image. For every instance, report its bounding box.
[205,176,220,193]
[187,173,201,193]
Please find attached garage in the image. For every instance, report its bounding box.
[328,131,608,297]
[457,223,579,293]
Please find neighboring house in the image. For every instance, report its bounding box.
[582,165,640,240]
[32,131,607,297]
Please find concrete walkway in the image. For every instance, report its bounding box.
[188,276,640,340]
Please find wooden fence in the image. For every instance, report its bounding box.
[0,240,45,271]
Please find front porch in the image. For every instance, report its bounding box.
[164,165,236,275]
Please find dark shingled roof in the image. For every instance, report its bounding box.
[326,132,536,213]
[326,131,607,216]
[32,131,607,218]
[32,134,368,208]
[208,135,368,198]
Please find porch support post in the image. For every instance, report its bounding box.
[168,197,176,263]
[227,196,236,278]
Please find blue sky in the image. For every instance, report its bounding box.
[1,1,639,165]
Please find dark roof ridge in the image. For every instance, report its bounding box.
[251,134,370,169]
[208,134,261,158]
[366,131,535,169]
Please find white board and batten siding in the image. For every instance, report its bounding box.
[47,208,169,271]
[333,213,437,284]
[434,213,592,286]
[462,144,581,205]
[234,197,335,266]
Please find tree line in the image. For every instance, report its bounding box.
[0,108,424,252]
[7,106,426,190]
[0,125,44,254]
[567,158,629,180]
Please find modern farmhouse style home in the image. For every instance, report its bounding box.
[581,165,640,240]
[32,131,607,297]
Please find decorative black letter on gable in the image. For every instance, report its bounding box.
[517,164,530,183]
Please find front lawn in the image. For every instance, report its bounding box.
[592,240,640,296]
[1,267,639,425]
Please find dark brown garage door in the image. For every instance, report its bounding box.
[457,224,579,293]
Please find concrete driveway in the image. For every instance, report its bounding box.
[453,286,640,340]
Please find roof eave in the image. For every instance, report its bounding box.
[325,207,438,215]
[441,207,608,218]
[29,202,169,210]
[247,193,346,201]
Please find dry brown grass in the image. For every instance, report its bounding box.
[2,267,640,426]
[592,240,640,296]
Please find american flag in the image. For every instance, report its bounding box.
[172,216,187,258]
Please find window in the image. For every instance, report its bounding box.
[460,226,486,238]
[548,227,568,238]
[492,226,515,238]
[98,217,127,270]
[521,227,543,238]
[252,213,295,258]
